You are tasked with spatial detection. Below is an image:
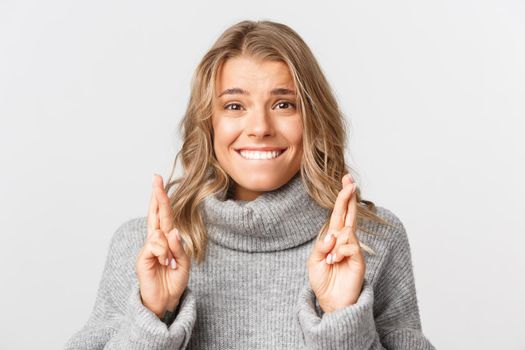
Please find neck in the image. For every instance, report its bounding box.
[200,172,330,252]
[233,184,263,201]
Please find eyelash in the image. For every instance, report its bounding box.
[224,101,296,111]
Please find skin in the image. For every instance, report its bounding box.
[211,55,303,201]
[136,56,365,319]
[136,174,191,317]
[306,173,366,312]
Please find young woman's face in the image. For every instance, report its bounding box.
[212,55,303,201]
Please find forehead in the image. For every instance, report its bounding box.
[215,56,295,93]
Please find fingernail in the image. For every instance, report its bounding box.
[324,233,332,243]
[175,230,181,242]
[165,258,169,266]
[170,258,177,269]
[326,254,332,264]
[176,232,185,246]
[332,253,336,262]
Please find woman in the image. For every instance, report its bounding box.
[65,20,436,349]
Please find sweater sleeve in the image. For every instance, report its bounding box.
[63,218,197,350]
[296,215,436,349]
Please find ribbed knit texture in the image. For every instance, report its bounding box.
[64,172,436,349]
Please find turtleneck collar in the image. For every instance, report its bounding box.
[200,172,330,252]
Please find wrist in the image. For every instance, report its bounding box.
[319,302,335,314]
[161,300,181,325]
[318,298,357,314]
[165,299,180,313]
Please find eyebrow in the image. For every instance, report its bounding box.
[217,87,296,98]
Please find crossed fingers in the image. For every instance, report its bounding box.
[326,173,359,263]
[147,174,174,237]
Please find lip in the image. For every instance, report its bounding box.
[234,146,288,152]
[234,147,288,160]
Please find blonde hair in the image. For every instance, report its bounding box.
[165,19,396,264]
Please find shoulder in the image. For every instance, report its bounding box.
[98,217,149,283]
[358,206,418,289]
[358,205,412,255]
[374,206,406,236]
[108,216,148,255]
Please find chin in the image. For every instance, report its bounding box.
[235,174,287,191]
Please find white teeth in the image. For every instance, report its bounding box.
[239,150,283,160]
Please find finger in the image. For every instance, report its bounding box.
[153,175,175,235]
[309,231,337,263]
[342,173,354,186]
[147,176,161,237]
[147,193,160,238]
[145,239,173,267]
[331,242,363,264]
[166,227,189,265]
[326,225,352,260]
[328,222,363,264]
[150,228,175,266]
[328,182,356,232]
[344,183,358,228]
[336,222,360,252]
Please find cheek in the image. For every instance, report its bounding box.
[213,118,241,153]
[282,118,303,147]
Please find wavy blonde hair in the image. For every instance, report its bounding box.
[165,19,396,264]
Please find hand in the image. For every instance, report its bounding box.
[136,174,191,318]
[306,173,366,313]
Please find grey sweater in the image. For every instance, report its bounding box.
[64,173,436,349]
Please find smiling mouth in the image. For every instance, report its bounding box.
[235,148,288,160]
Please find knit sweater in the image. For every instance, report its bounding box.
[64,172,436,349]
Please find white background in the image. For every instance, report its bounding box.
[1,0,524,349]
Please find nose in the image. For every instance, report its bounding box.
[245,108,274,138]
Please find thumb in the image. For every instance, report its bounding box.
[311,230,336,263]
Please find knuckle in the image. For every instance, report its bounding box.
[340,243,359,255]
[145,243,158,256]
[339,185,351,196]
[330,212,343,220]
[149,240,164,252]
[339,230,350,240]
[347,241,359,249]
[168,229,179,243]
[155,230,169,243]
[344,225,355,233]
[148,230,159,241]
[149,241,161,250]
[148,236,162,247]
[352,244,363,255]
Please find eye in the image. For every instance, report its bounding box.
[274,101,296,110]
[224,103,243,111]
